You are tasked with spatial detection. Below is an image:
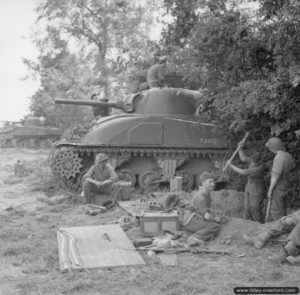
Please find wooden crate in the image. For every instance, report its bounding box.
[170,176,182,192]
[94,181,132,205]
[140,211,180,237]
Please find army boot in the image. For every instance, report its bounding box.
[185,236,205,247]
[286,255,300,265]
[284,241,298,257]
[242,232,270,249]
[268,249,288,264]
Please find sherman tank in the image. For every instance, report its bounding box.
[51,87,230,191]
[0,117,62,148]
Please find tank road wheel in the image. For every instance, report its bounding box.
[35,138,51,149]
[3,139,12,147]
[117,169,136,187]
[50,149,83,183]
[40,139,52,149]
[16,138,31,149]
[176,170,194,191]
[138,171,160,192]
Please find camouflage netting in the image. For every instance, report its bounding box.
[60,124,90,142]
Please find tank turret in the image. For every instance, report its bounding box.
[55,88,203,115]
[51,88,229,191]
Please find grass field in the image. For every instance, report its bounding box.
[0,148,299,295]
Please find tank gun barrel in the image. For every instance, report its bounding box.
[55,99,126,110]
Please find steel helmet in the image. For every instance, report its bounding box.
[95,153,109,163]
[265,137,285,151]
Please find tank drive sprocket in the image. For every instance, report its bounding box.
[50,148,83,180]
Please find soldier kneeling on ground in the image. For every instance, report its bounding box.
[243,210,300,265]
[82,153,120,207]
[178,172,224,246]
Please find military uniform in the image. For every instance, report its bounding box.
[268,210,300,253]
[269,150,294,221]
[244,210,300,262]
[243,163,266,223]
[147,63,166,88]
[180,187,220,241]
[82,163,119,205]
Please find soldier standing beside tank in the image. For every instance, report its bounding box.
[227,141,267,223]
[265,137,295,221]
[82,153,120,206]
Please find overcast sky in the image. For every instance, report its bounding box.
[0,0,162,122]
[0,0,39,121]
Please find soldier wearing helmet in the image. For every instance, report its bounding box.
[265,137,295,221]
[82,153,119,205]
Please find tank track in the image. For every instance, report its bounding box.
[55,144,228,158]
[51,144,229,191]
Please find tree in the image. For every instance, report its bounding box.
[159,0,300,204]
[26,0,158,127]
[36,0,156,95]
[161,0,199,47]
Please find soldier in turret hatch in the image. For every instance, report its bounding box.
[147,56,177,88]
[147,56,168,88]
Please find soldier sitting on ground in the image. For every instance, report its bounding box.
[179,172,224,246]
[82,153,120,206]
[243,209,300,265]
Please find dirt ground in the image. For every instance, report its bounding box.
[0,148,299,295]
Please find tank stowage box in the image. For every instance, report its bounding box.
[140,211,180,237]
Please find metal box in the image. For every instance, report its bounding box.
[140,211,180,237]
